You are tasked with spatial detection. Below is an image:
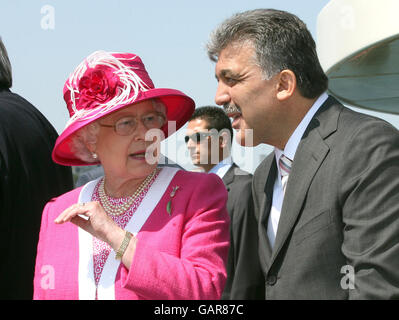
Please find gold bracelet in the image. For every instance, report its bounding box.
[115,231,133,260]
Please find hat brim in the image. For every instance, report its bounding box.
[52,88,195,166]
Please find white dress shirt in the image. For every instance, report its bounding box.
[209,156,233,179]
[267,92,329,248]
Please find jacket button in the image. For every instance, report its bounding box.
[267,275,277,286]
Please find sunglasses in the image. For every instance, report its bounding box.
[184,132,217,144]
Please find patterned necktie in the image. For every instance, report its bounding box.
[279,154,293,193]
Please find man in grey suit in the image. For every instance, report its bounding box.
[207,9,399,299]
[185,106,263,299]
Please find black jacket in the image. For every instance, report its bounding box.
[0,89,74,299]
[221,163,264,299]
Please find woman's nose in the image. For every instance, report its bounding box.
[132,118,148,141]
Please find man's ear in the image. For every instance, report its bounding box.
[276,69,296,101]
[219,130,232,150]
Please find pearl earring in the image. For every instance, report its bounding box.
[92,152,98,159]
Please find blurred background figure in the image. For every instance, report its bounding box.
[0,37,73,299]
[185,106,263,299]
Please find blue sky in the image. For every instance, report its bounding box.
[1,0,398,172]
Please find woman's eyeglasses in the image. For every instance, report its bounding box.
[184,132,216,144]
[99,112,166,136]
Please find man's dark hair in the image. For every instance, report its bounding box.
[207,9,328,99]
[0,37,12,89]
[189,106,233,143]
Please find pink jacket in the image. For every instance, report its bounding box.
[33,169,229,300]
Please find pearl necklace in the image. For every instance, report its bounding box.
[98,169,158,216]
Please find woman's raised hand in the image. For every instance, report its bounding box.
[54,201,124,246]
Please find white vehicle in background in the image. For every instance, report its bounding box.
[317,0,399,114]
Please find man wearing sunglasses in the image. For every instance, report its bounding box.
[185,106,263,299]
[185,106,246,177]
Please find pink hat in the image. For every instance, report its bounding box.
[53,51,195,166]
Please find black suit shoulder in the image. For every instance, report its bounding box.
[223,164,252,215]
[0,89,74,299]
[222,163,264,300]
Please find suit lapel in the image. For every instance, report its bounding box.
[270,133,329,264]
[222,163,237,189]
[269,97,340,267]
[255,156,276,272]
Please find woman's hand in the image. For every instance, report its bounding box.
[54,201,124,249]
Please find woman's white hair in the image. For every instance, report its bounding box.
[69,98,166,163]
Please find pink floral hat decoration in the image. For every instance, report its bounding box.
[53,50,195,166]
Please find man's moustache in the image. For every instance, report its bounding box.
[223,104,242,115]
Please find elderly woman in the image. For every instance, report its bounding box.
[33,51,229,300]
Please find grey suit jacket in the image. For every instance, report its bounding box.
[252,96,399,299]
[221,164,265,299]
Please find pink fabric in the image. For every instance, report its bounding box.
[92,173,157,288]
[33,170,229,300]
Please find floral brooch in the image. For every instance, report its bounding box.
[167,186,180,216]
